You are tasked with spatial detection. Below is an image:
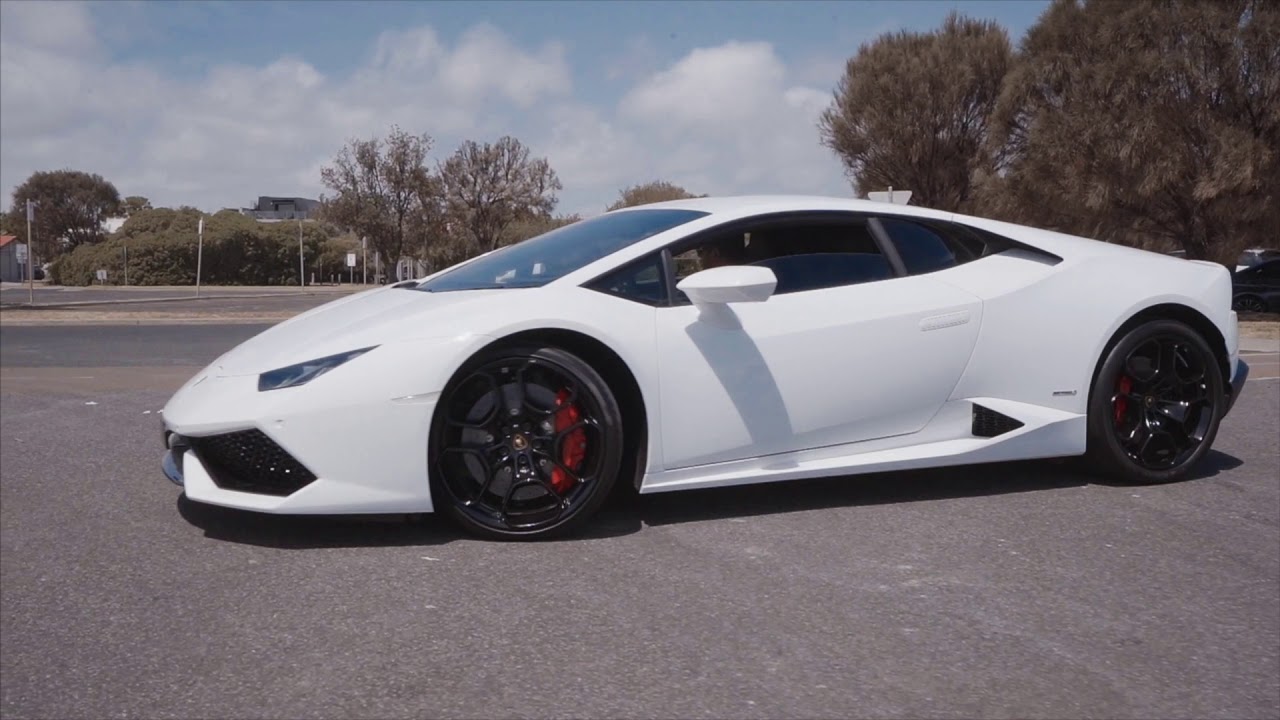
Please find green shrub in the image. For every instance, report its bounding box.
[48,207,331,286]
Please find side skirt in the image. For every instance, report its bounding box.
[637,398,1086,495]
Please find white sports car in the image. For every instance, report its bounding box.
[161,196,1250,540]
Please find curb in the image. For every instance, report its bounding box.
[1240,338,1280,354]
[0,316,292,326]
[0,291,348,310]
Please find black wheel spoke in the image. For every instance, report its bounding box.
[532,447,589,486]
[528,474,569,507]
[1135,429,1157,464]
[1122,419,1150,452]
[1153,400,1190,424]
[445,371,502,431]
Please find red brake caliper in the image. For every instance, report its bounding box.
[550,389,587,494]
[1114,375,1132,426]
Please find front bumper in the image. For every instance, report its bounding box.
[160,387,440,515]
[156,336,484,515]
[1224,358,1249,416]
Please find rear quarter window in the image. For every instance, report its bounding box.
[878,218,978,275]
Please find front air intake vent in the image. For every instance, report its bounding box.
[972,404,1025,438]
[189,429,317,496]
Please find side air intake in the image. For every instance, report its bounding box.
[972,404,1025,438]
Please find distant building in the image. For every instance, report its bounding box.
[240,196,321,222]
[0,235,29,282]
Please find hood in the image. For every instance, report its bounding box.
[211,285,508,376]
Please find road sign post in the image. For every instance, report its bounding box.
[361,236,367,285]
[867,186,913,205]
[195,216,204,298]
[25,199,34,304]
[346,252,356,284]
[298,220,305,287]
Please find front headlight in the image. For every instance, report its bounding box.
[257,346,378,392]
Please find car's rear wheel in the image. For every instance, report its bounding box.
[1086,319,1224,484]
[430,344,624,540]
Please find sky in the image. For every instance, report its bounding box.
[0,0,1051,219]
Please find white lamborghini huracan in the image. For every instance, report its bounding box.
[161,196,1250,540]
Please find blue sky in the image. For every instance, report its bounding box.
[1,0,1051,217]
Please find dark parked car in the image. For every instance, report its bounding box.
[1231,259,1280,314]
[1237,248,1280,271]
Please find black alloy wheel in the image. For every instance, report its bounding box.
[1086,319,1224,483]
[430,345,624,540]
[1233,295,1267,313]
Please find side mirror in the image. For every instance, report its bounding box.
[676,265,777,305]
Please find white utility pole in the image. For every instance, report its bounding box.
[196,216,204,297]
[25,199,34,305]
[361,236,367,285]
[298,220,305,287]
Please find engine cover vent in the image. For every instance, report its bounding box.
[972,404,1025,438]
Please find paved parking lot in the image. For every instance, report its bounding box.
[1,324,1277,719]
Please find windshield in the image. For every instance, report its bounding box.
[417,208,708,292]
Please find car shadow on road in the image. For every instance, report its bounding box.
[176,495,458,549]
[607,450,1244,532]
[177,450,1244,548]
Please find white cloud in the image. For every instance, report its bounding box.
[620,41,786,132]
[604,35,662,83]
[0,0,99,56]
[602,41,848,209]
[0,2,851,218]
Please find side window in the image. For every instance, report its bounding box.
[585,253,666,306]
[671,230,753,288]
[671,219,895,303]
[879,218,978,275]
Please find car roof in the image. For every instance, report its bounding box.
[607,194,956,223]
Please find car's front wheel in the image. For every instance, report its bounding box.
[430,344,624,540]
[1086,319,1224,484]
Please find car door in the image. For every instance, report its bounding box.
[653,214,984,471]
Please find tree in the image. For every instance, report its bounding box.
[120,196,153,218]
[319,126,443,270]
[606,181,705,211]
[4,170,122,256]
[818,13,1013,211]
[439,136,562,253]
[983,0,1280,263]
[500,213,581,246]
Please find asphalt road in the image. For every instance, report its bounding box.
[2,324,1278,719]
[0,324,270,367]
[0,285,360,318]
[0,284,358,303]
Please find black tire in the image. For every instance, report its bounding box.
[1085,319,1224,484]
[429,344,624,540]
[1232,295,1267,313]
